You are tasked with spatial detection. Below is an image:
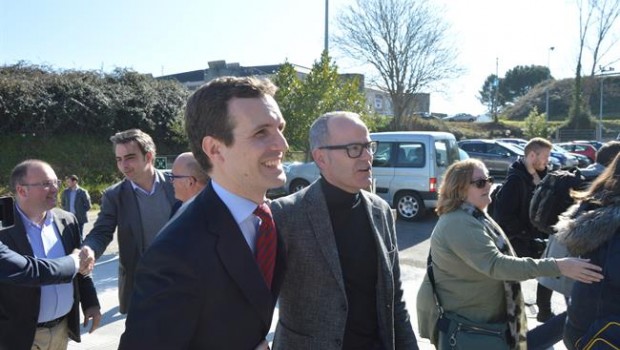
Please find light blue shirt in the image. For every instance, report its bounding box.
[211,180,261,254]
[15,205,74,323]
[68,188,77,213]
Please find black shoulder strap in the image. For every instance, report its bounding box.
[427,250,444,316]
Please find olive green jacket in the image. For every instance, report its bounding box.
[416,209,560,343]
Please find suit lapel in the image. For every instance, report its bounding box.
[52,210,73,254]
[202,186,274,329]
[119,180,145,252]
[304,183,346,293]
[361,192,394,292]
[6,209,34,255]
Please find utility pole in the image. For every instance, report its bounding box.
[493,57,499,122]
[598,66,616,140]
[545,46,555,122]
[324,0,329,53]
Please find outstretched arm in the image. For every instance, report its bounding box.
[0,242,78,286]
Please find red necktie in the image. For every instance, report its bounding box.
[254,203,277,289]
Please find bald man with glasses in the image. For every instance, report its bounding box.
[271,112,418,350]
[167,152,210,216]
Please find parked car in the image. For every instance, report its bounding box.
[458,139,524,176]
[557,142,597,162]
[551,144,587,168]
[443,113,477,122]
[574,140,604,150]
[284,131,460,221]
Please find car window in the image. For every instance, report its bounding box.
[372,142,393,167]
[395,143,425,168]
[487,143,510,156]
[461,143,484,153]
[436,139,459,167]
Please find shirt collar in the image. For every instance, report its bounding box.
[15,204,53,228]
[130,173,159,196]
[211,180,259,225]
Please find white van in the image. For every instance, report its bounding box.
[283,131,460,221]
[370,131,459,221]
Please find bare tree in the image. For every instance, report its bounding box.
[334,0,460,129]
[587,0,620,77]
[568,0,620,129]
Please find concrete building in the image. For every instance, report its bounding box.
[159,60,430,117]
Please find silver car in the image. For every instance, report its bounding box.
[458,139,524,176]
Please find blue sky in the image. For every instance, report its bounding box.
[2,0,618,115]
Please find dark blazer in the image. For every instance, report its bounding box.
[83,169,175,313]
[61,186,92,225]
[0,240,75,286]
[0,208,99,350]
[119,183,286,350]
[271,181,417,350]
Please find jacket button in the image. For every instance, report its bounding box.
[386,304,391,309]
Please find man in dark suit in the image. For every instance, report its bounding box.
[271,112,418,350]
[0,160,100,350]
[80,128,176,314]
[1,196,80,286]
[60,174,92,236]
[119,76,288,350]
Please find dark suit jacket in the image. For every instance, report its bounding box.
[118,183,286,350]
[271,181,417,350]
[83,170,175,313]
[61,187,92,225]
[0,240,75,286]
[0,207,99,350]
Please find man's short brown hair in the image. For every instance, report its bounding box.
[524,137,552,156]
[184,76,277,173]
[109,129,156,158]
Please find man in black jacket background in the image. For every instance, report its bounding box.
[494,137,555,322]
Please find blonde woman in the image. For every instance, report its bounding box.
[417,159,603,350]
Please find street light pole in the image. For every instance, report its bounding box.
[599,66,615,140]
[545,46,555,122]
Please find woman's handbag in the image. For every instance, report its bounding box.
[426,251,510,350]
[537,234,575,296]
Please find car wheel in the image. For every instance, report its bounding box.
[289,179,310,193]
[394,191,426,221]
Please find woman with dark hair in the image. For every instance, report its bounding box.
[557,153,620,349]
[416,158,603,350]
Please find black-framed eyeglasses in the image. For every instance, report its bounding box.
[165,173,194,183]
[20,179,62,189]
[470,176,494,189]
[318,141,377,159]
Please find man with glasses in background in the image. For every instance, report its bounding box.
[271,112,418,350]
[167,152,209,216]
[79,129,176,314]
[1,160,100,350]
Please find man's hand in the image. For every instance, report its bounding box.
[79,246,96,275]
[69,249,81,274]
[254,340,270,350]
[83,306,102,333]
[556,258,604,283]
